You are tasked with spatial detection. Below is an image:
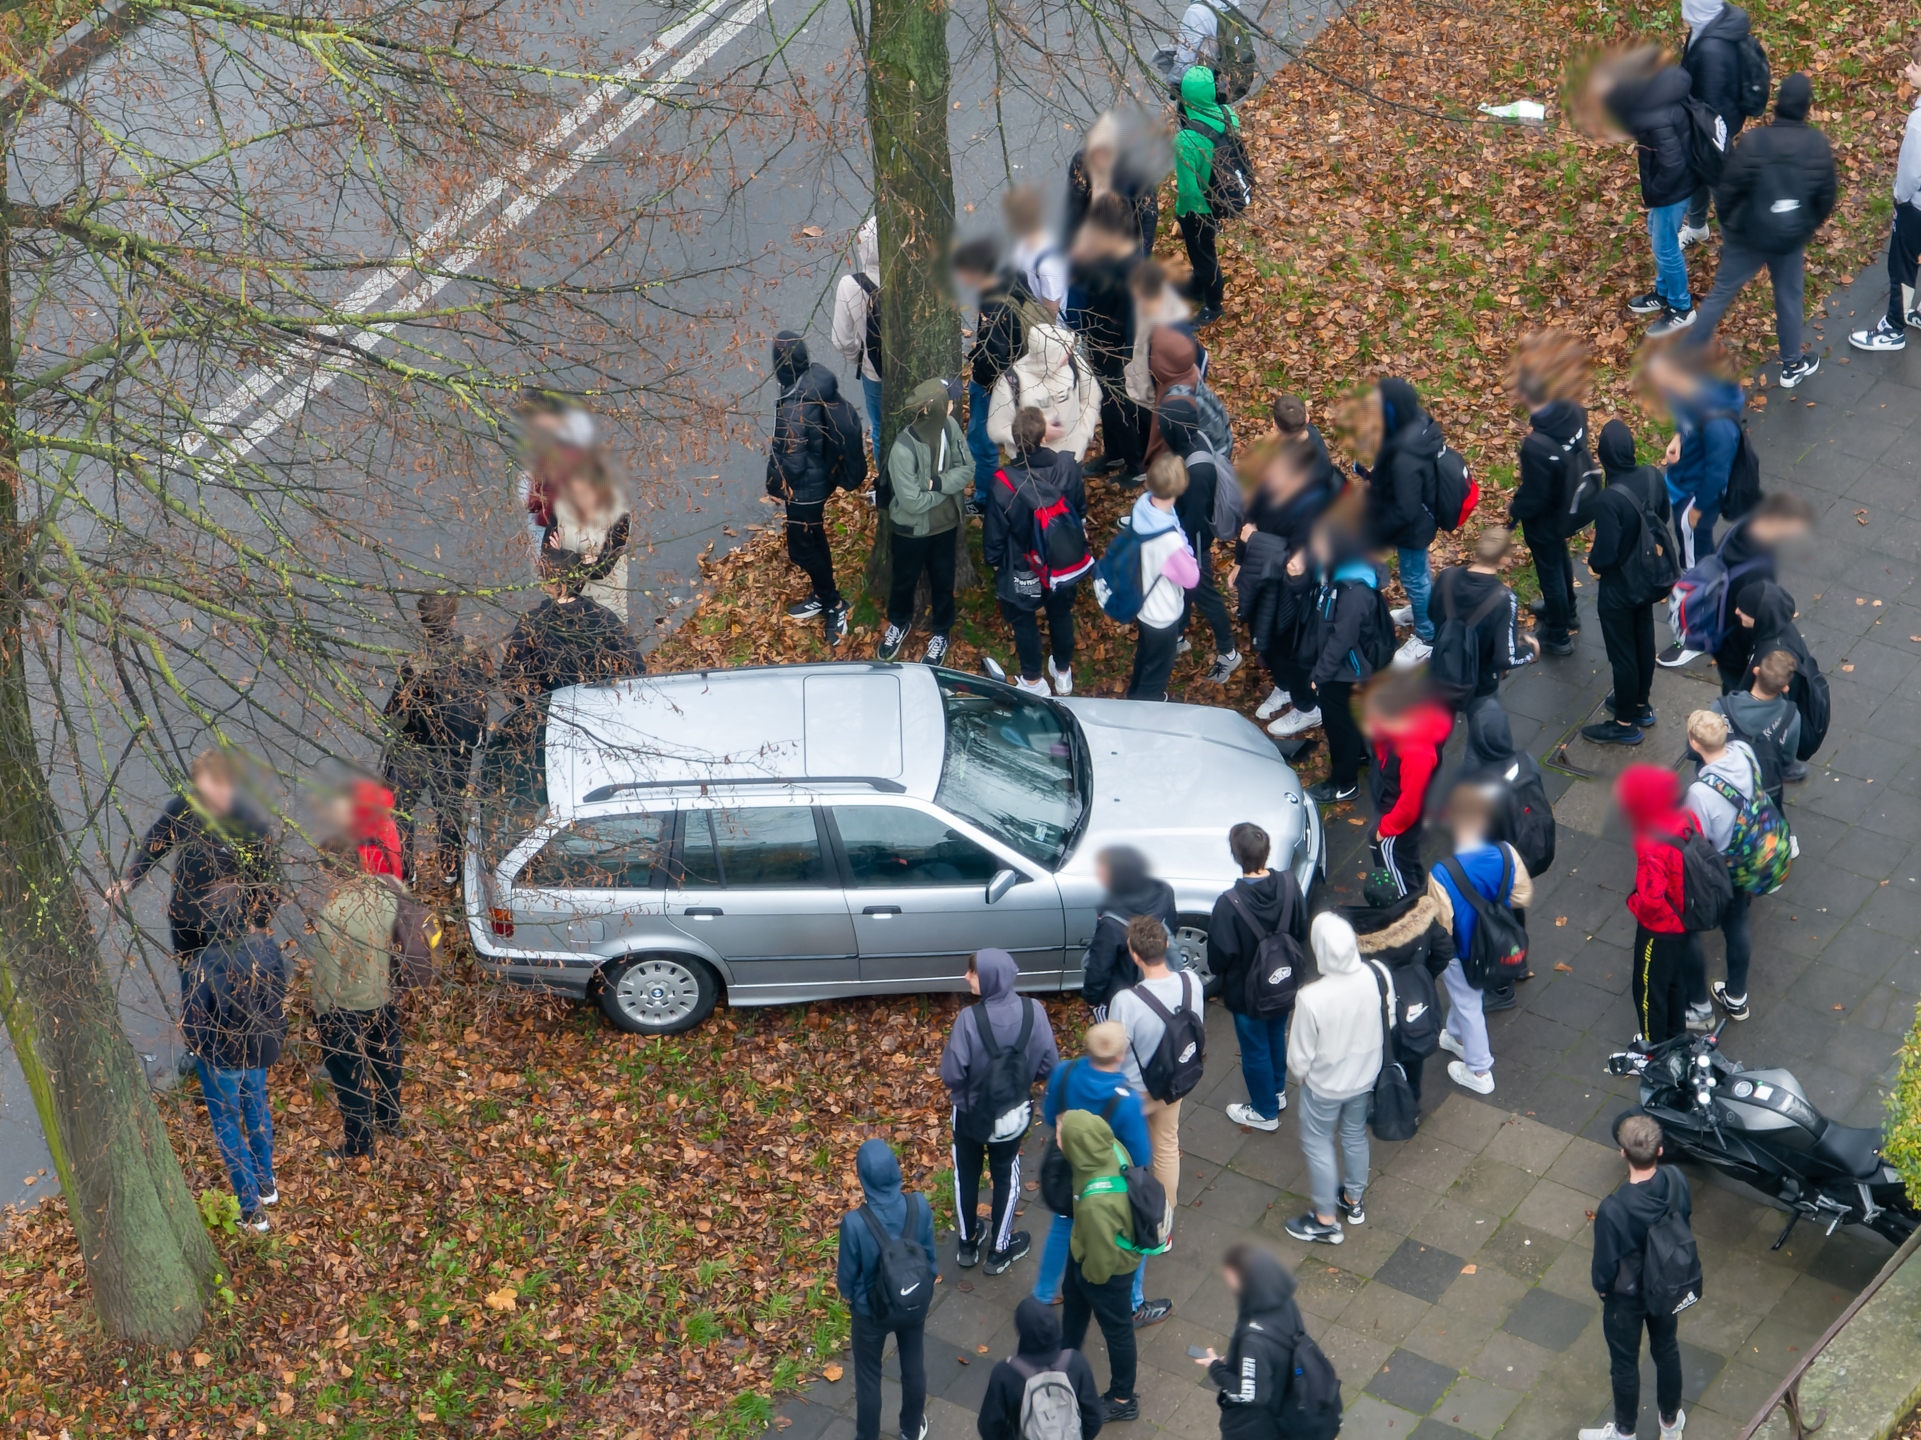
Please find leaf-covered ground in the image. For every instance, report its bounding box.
[6,0,1916,1434]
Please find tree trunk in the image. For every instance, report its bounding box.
[0,152,217,1346]
[862,0,969,605]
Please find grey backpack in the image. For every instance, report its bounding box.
[1011,1354,1082,1440]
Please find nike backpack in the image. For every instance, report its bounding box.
[858,1196,934,1330]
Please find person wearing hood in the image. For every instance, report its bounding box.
[1616,765,1696,1046]
[830,217,885,450]
[1646,350,1741,657]
[940,948,1060,1273]
[1426,784,1534,1093]
[501,544,647,699]
[1848,39,1921,355]
[1684,710,1766,1027]
[1056,1108,1143,1424]
[1583,420,1672,743]
[1430,527,1539,711]
[836,1138,939,1440]
[1284,913,1388,1244]
[1208,822,1309,1132]
[1358,377,1442,664]
[1067,192,1150,482]
[1346,891,1453,1107]
[1461,700,1558,887]
[1159,395,1243,686]
[978,1297,1106,1440]
[1582,1112,1690,1440]
[956,236,1048,507]
[1679,0,1755,244]
[1174,65,1238,325]
[768,331,852,645]
[1704,492,1815,690]
[1123,455,1202,702]
[1506,330,1596,655]
[1194,1244,1311,1440]
[1081,845,1179,1017]
[383,593,490,890]
[987,407,1088,696]
[987,322,1103,463]
[1688,74,1834,388]
[1300,519,1394,803]
[1362,680,1455,900]
[1065,113,1160,258]
[1597,47,1701,336]
[880,377,973,666]
[1141,326,1204,464]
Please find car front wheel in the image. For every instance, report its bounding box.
[598,954,720,1035]
[1170,917,1212,985]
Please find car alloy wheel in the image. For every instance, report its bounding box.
[1169,920,1212,984]
[600,954,717,1035]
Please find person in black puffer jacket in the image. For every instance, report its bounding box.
[1196,1245,1307,1440]
[1344,893,1451,1105]
[1066,195,1147,482]
[1680,0,1755,237]
[1600,50,1700,330]
[1583,421,1672,741]
[1206,822,1308,1132]
[1506,330,1596,654]
[768,331,849,642]
[986,407,1087,692]
[1080,846,1176,1018]
[1690,75,1835,385]
[1360,377,1441,659]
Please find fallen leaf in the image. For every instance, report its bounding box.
[1553,916,1567,927]
[823,1364,844,1383]
[799,225,824,237]
[1461,1264,1477,1274]
[1855,509,1869,525]
[1833,1005,1845,1011]
[694,1219,712,1233]
[1347,817,1366,826]
[1554,962,1573,973]
[484,1288,518,1312]
[956,1355,970,1366]
[194,1352,212,1368]
[977,1344,990,1354]
[1585,1210,1597,1221]
[1841,664,1855,672]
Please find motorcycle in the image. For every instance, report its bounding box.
[1606,1022,1918,1249]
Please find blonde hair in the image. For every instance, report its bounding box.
[191,748,236,784]
[1084,1021,1127,1062]
[1144,453,1189,500]
[1473,527,1512,564]
[1687,709,1731,752]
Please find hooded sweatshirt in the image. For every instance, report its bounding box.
[886,385,972,538]
[1368,701,1455,840]
[1608,65,1699,210]
[1175,66,1238,218]
[1044,1059,1153,1173]
[1587,419,1672,611]
[940,949,1059,1134]
[1287,913,1389,1101]
[1206,870,1307,1016]
[1429,566,1532,698]
[1714,74,1835,254]
[978,1299,1106,1440]
[1510,400,1593,537]
[1462,703,1557,873]
[1714,689,1800,799]
[1059,1110,1139,1285]
[1664,377,1744,514]
[1143,328,1204,463]
[1897,90,1921,212]
[987,323,1103,462]
[1365,378,1443,551]
[1132,492,1201,630]
[1709,523,1782,690]
[1081,847,1178,1010]
[1682,2,1751,133]
[1305,553,1391,687]
[1592,1162,1691,1299]
[970,268,1045,391]
[184,926,289,1071]
[1207,1249,1306,1440]
[836,1140,939,1320]
[1687,740,1760,852]
[1618,765,1694,934]
[830,218,882,383]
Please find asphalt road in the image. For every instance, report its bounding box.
[0,0,1334,1212]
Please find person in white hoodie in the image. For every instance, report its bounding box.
[986,323,1102,463]
[1849,40,1921,353]
[1126,455,1201,701]
[1285,912,1390,1245]
[1685,709,1763,1026]
[830,217,884,450]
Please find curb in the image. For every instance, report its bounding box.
[0,1,138,123]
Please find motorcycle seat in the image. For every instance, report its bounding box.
[1813,1122,1883,1180]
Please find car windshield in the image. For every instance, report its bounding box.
[934,672,1082,869]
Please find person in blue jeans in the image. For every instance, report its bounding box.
[1597,48,1701,338]
[181,884,288,1231]
[1358,377,1442,666]
[1647,346,1743,666]
[1204,822,1307,1132]
[1032,1022,1159,1318]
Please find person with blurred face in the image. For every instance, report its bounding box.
[1594,46,1701,338]
[1505,330,1595,655]
[1849,38,1921,354]
[1646,347,1742,665]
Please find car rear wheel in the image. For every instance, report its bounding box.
[1170,917,1212,985]
[598,954,719,1035]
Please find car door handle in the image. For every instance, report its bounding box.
[862,905,902,917]
[683,907,724,918]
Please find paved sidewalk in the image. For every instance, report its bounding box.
[768,261,1921,1440]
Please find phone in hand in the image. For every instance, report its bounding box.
[1186,1346,1211,1360]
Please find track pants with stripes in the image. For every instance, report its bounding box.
[1632,926,1691,1048]
[952,1124,1023,1254]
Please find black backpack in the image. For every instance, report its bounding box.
[1684,98,1730,187]
[857,1196,935,1329]
[1792,662,1829,761]
[1735,34,1772,120]
[1554,430,1603,540]
[1493,761,1558,880]
[1430,444,1476,532]
[1039,1065,1124,1214]
[1366,960,1420,1142]
[820,395,869,493]
[1203,1,1260,103]
[1640,1168,1704,1316]
[1279,1326,1344,1440]
[1661,826,1735,932]
[1614,479,1680,607]
[1224,886,1304,1019]
[1185,118,1254,216]
[852,272,882,375]
[1377,943,1440,1058]
[1129,975,1206,1103]
[1719,421,1762,521]
[1439,848,1529,989]
[1428,569,1508,708]
[967,1001,1038,1141]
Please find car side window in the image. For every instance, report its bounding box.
[832,806,1000,888]
[675,807,828,889]
[520,813,669,890]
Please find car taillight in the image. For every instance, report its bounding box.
[490,908,515,938]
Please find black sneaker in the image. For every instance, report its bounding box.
[1581,719,1644,746]
[1482,983,1519,1012]
[1647,306,1697,339]
[1103,1395,1141,1423]
[1284,1212,1343,1244]
[955,1238,981,1269]
[1337,1192,1366,1226]
[1305,779,1358,804]
[1194,305,1223,327]
[877,623,905,661]
[1656,644,1701,668]
[824,603,849,649]
[983,1232,1030,1275]
[1626,291,1666,316]
[1082,455,1125,478]
[1527,593,1547,617]
[1711,980,1751,1021]
[923,634,950,667]
[1131,1298,1174,1328]
[1540,636,1574,656]
[1778,353,1821,389]
[964,495,987,518]
[785,596,824,621]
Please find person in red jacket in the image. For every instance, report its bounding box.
[1615,764,1693,1047]
[1362,680,1455,899]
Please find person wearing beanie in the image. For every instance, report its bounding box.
[1849,39,1921,354]
[1284,912,1390,1245]
[977,1297,1106,1440]
[836,1139,939,1440]
[1616,765,1696,1046]
[1687,73,1836,387]
[767,330,853,644]
[880,377,973,665]
[1583,420,1672,742]
[1056,1108,1143,1424]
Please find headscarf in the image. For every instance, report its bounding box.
[1144,328,1203,462]
[1179,65,1237,134]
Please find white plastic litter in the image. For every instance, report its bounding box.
[1478,101,1547,121]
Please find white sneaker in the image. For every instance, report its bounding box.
[1255,686,1291,720]
[1225,1102,1282,1132]
[1047,657,1074,696]
[259,1188,279,1207]
[1449,1060,1495,1095]
[243,1213,271,1233]
[1390,605,1415,627]
[1275,1092,1288,1113]
[1678,223,1712,248]
[1660,1409,1686,1440]
[1578,1424,1635,1440]
[1267,706,1322,738]
[1850,318,1907,352]
[1392,636,1433,668]
[1176,637,1193,656]
[1438,1031,1465,1059]
[1656,645,1701,669]
[1015,675,1050,695]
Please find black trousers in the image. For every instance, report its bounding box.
[1632,927,1690,1048]
[1371,822,1427,898]
[886,523,958,636]
[1886,203,1921,329]
[385,741,471,885]
[1599,603,1657,720]
[1004,586,1076,680]
[1096,379,1147,479]
[1321,680,1366,786]
[1397,1037,1428,1107]
[851,1308,924,1440]
[1179,520,1235,655]
[1523,519,1575,642]
[317,1004,402,1155]
[1062,1259,1138,1399]
[1604,1295,1682,1433]
[785,500,841,610]
[1178,211,1224,310]
[952,1128,1023,1252]
[1128,620,1182,700]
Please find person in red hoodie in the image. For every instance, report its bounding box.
[1362,677,1455,899]
[1615,764,1693,1046]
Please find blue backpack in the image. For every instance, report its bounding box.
[1092,517,1149,622]
[1667,534,1770,654]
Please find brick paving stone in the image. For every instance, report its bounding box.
[1366,1347,1462,1414]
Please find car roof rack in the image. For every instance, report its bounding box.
[579,776,908,804]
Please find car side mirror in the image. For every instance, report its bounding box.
[981,655,1008,682]
[986,868,1019,904]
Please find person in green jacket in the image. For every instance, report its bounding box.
[307,839,404,1158]
[881,377,972,665]
[1059,1109,1142,1423]
[1174,65,1240,326]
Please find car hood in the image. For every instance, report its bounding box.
[1061,698,1314,908]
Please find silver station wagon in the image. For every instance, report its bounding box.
[466,663,1323,1034]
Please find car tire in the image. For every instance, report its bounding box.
[1170,916,1212,986]
[597,953,720,1035]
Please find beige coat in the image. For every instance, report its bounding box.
[985,324,1102,461]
